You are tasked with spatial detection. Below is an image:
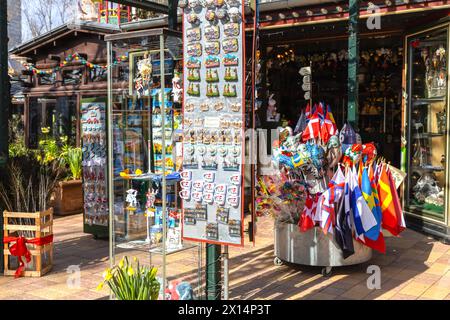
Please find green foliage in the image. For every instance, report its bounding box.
[61,147,82,180]
[97,257,160,300]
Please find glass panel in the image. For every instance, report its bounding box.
[108,32,202,299]
[406,27,448,219]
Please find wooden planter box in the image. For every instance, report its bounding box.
[53,180,83,216]
[3,208,54,277]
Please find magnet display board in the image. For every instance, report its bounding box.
[180,0,245,246]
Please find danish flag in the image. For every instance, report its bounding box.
[298,193,318,232]
[302,113,321,141]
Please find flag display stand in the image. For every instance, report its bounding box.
[274,222,372,277]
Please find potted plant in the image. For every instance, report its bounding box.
[0,152,61,277]
[53,145,83,216]
[97,256,160,300]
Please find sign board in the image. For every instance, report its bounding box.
[180,0,245,246]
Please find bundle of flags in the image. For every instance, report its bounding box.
[298,161,406,258]
[301,103,337,144]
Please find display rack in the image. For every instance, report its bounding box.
[106,28,203,300]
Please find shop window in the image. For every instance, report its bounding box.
[27,96,78,148]
[89,67,107,82]
[62,68,83,85]
[38,72,57,85]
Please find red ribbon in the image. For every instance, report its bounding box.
[3,235,53,278]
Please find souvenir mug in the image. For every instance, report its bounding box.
[203,172,215,182]
[180,170,192,180]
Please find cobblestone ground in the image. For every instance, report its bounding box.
[0,213,449,300]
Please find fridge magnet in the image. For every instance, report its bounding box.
[206,55,220,68]
[224,23,240,37]
[216,8,227,20]
[204,182,215,193]
[188,0,201,9]
[223,84,237,97]
[205,0,215,7]
[200,102,210,112]
[180,170,192,180]
[223,38,239,53]
[215,0,224,7]
[185,145,195,156]
[206,69,219,82]
[203,130,212,144]
[183,208,197,225]
[192,191,203,202]
[187,28,202,42]
[223,54,239,66]
[229,173,241,185]
[205,10,216,22]
[213,101,224,111]
[193,118,204,127]
[203,172,215,182]
[187,43,202,57]
[187,68,201,81]
[223,155,240,171]
[206,84,220,97]
[227,196,240,207]
[187,83,200,96]
[203,192,214,204]
[184,117,194,127]
[231,119,242,129]
[201,153,218,170]
[228,220,241,237]
[186,57,201,69]
[206,223,219,240]
[211,130,220,144]
[205,41,220,55]
[217,207,230,224]
[214,194,226,206]
[193,180,204,191]
[179,189,191,200]
[227,185,240,196]
[197,144,206,155]
[230,102,241,112]
[187,13,200,24]
[218,146,228,157]
[224,67,238,81]
[205,25,220,40]
[183,154,198,169]
[215,184,227,194]
[195,204,208,220]
[228,6,241,22]
[180,180,192,189]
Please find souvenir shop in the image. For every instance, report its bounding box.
[252,2,450,244]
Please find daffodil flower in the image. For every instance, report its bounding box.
[127,266,135,276]
[119,257,125,269]
[96,282,104,291]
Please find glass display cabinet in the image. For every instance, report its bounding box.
[105,28,203,299]
[404,20,450,242]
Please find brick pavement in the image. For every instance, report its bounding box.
[0,213,449,300]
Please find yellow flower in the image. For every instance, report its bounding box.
[119,171,127,177]
[133,257,138,263]
[102,268,112,281]
[119,257,125,269]
[127,266,135,276]
[135,169,142,175]
[41,127,50,134]
[96,281,104,291]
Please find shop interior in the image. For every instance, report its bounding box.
[254,11,446,169]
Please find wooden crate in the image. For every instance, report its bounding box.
[3,208,54,277]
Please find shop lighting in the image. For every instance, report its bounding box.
[321,8,328,15]
[292,11,300,18]
[265,15,273,21]
[306,10,313,16]
[336,6,343,12]
[278,13,286,20]
[385,0,393,5]
[403,0,410,3]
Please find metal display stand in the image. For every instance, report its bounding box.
[274,222,372,276]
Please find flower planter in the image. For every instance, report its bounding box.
[53,180,83,216]
[3,208,54,277]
